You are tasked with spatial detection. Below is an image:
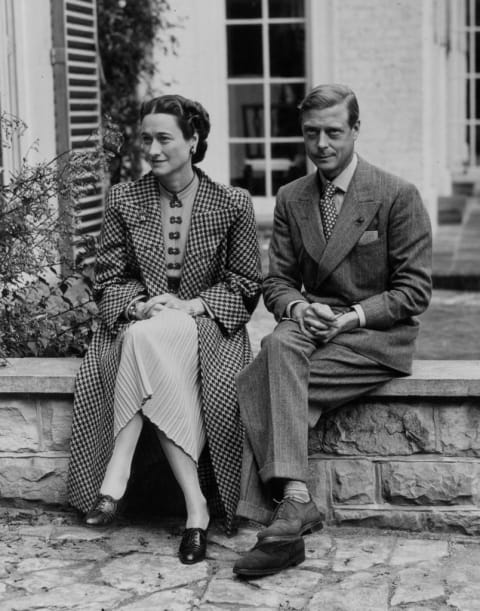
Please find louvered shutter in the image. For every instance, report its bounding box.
[51,0,103,262]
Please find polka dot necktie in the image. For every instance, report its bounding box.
[319,180,338,241]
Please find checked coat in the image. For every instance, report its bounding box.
[68,169,262,532]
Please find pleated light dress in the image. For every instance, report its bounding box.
[113,175,205,463]
[113,308,206,463]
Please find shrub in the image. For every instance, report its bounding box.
[0,112,120,362]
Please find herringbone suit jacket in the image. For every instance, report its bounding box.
[264,156,432,373]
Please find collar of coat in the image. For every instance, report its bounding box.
[118,168,238,298]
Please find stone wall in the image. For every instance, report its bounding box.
[307,361,480,534]
[1,358,480,535]
[0,358,78,505]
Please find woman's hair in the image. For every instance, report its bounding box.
[298,84,359,127]
[139,94,210,164]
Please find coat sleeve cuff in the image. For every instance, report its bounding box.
[285,299,308,319]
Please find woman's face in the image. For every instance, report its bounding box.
[140,113,198,184]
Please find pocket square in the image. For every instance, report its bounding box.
[358,230,379,245]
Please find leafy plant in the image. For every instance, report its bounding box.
[0,2,180,361]
[0,112,121,362]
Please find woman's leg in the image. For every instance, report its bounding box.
[157,430,209,530]
[99,412,144,500]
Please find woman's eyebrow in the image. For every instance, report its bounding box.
[141,130,172,136]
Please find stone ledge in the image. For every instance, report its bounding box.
[1,357,480,535]
[0,358,80,394]
[2,358,479,396]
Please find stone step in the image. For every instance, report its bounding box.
[437,195,467,225]
[432,199,480,290]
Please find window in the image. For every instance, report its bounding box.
[465,0,480,168]
[226,0,307,197]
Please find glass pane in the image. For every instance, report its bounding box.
[271,83,304,137]
[269,0,304,18]
[229,84,264,138]
[230,143,266,195]
[467,79,471,119]
[475,0,480,25]
[467,32,472,73]
[227,25,263,77]
[475,125,480,164]
[226,0,261,19]
[475,79,480,119]
[475,32,480,72]
[271,143,306,193]
[269,24,305,77]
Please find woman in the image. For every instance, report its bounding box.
[67,94,262,564]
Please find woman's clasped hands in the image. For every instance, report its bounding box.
[135,294,205,319]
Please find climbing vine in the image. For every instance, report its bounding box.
[97,0,180,183]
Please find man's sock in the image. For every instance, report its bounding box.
[283,480,310,503]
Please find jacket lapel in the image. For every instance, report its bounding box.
[127,173,169,297]
[290,174,326,263]
[179,172,230,298]
[315,159,381,286]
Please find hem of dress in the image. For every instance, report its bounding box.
[115,408,202,466]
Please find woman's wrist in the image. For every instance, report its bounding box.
[187,298,205,317]
[125,296,146,321]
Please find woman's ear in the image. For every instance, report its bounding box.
[190,132,199,154]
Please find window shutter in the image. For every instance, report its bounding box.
[51,0,103,263]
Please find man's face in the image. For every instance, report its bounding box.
[301,102,360,179]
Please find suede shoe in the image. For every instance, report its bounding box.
[233,537,305,578]
[257,497,323,542]
[85,494,120,526]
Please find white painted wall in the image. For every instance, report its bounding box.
[5,0,56,165]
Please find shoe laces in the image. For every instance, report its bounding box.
[271,497,297,520]
[181,528,204,551]
[95,495,116,514]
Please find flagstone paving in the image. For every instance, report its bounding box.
[1,505,480,610]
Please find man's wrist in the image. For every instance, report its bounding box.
[291,301,308,320]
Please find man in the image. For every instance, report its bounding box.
[233,84,432,577]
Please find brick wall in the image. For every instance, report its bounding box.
[330,0,447,224]
[334,0,424,184]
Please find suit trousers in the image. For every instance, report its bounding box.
[236,319,399,524]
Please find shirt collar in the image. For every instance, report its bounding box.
[318,153,358,194]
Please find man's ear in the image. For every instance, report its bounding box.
[352,120,360,140]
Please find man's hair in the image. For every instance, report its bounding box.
[139,94,210,164]
[298,84,359,127]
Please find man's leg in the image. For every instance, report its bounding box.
[308,342,398,416]
[239,340,397,536]
[234,339,397,577]
[237,320,323,549]
[237,320,316,487]
[237,319,317,529]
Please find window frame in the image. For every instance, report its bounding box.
[225,0,309,201]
